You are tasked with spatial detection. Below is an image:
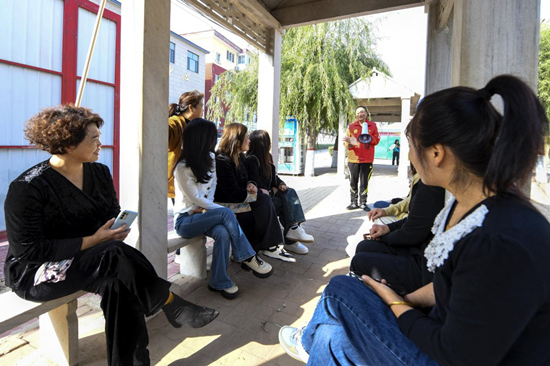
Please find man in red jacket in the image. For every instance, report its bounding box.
[343,106,380,211]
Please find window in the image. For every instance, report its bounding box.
[214,74,220,84]
[226,50,235,63]
[238,55,246,64]
[215,52,221,63]
[187,51,199,73]
[169,42,175,63]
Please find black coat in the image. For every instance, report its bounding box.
[244,155,284,196]
[214,153,254,203]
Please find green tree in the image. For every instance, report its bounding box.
[207,18,388,150]
[539,22,550,124]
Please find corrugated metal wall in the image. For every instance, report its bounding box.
[0,0,120,233]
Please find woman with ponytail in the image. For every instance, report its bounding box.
[168,90,204,200]
[279,75,550,365]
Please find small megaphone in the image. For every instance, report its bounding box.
[357,122,372,144]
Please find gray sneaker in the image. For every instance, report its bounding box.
[279,325,309,363]
[241,255,274,278]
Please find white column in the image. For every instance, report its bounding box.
[398,98,411,180]
[426,0,540,92]
[119,0,171,278]
[425,0,540,196]
[337,113,347,178]
[257,29,283,166]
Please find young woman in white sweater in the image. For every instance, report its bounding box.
[173,119,273,299]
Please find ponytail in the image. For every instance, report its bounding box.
[482,75,548,195]
[407,74,548,197]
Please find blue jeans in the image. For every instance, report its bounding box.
[272,188,306,244]
[175,207,255,290]
[302,275,438,366]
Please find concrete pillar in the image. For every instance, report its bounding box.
[257,29,283,166]
[119,0,171,278]
[337,113,347,177]
[425,0,540,196]
[426,0,540,92]
[398,97,411,180]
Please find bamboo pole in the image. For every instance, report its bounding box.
[75,0,107,107]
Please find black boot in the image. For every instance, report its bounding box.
[163,294,219,328]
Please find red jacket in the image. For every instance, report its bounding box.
[344,120,380,163]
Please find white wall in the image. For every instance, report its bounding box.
[168,34,206,104]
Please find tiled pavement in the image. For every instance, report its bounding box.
[1,151,549,365]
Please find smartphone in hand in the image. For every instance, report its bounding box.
[110,210,138,231]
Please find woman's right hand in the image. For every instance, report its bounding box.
[260,188,270,195]
[367,208,386,221]
[247,183,258,194]
[81,218,130,250]
[369,224,390,239]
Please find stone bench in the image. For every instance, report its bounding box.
[0,290,86,366]
[167,231,207,280]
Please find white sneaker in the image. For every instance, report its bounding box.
[279,325,309,363]
[286,226,314,243]
[262,245,296,263]
[284,242,309,254]
[174,254,181,264]
[241,255,274,278]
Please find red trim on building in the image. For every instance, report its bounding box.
[61,0,79,104]
[76,76,116,87]
[0,59,63,76]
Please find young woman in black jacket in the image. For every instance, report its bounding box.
[245,130,314,255]
[279,75,550,365]
[214,123,295,262]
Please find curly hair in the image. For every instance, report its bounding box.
[24,104,104,154]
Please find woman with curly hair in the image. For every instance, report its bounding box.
[4,105,218,365]
[214,123,295,262]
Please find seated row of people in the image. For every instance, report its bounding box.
[167,92,314,300]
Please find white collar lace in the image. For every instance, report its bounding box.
[424,196,489,272]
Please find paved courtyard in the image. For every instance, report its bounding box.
[1,150,548,365]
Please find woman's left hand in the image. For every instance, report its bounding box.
[192,206,206,214]
[362,275,412,317]
[279,184,288,192]
[362,275,403,304]
[260,188,270,195]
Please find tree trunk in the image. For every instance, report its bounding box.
[304,128,318,177]
[331,132,338,168]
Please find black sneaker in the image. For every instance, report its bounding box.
[346,203,360,210]
[361,204,371,212]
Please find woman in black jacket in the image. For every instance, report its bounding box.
[214,123,295,262]
[4,105,218,365]
[246,130,313,255]
[350,180,445,294]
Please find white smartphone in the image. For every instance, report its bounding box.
[110,210,138,231]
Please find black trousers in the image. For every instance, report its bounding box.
[392,151,400,166]
[236,192,284,251]
[350,239,432,295]
[348,162,373,205]
[17,241,171,366]
[272,188,306,244]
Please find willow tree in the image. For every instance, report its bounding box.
[539,22,550,124]
[207,18,387,172]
